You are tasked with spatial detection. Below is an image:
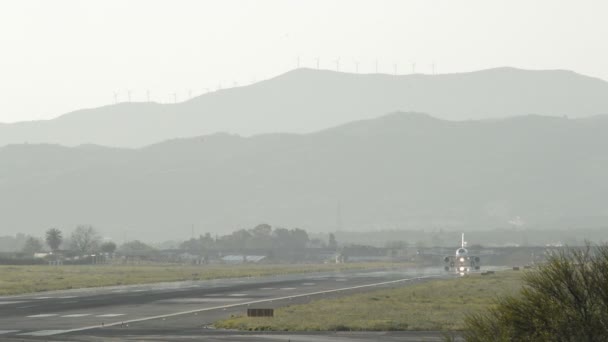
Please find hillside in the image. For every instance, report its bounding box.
[1,113,607,239]
[1,67,608,148]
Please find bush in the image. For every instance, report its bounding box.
[463,244,608,341]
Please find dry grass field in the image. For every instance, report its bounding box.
[216,271,524,331]
[0,262,399,296]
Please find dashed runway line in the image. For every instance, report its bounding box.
[18,330,68,336]
[301,283,316,286]
[259,287,276,290]
[27,313,58,318]
[280,287,297,290]
[0,301,26,305]
[96,314,125,317]
[16,305,37,309]
[0,330,20,335]
[228,293,248,297]
[61,314,92,318]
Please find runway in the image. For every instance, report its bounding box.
[0,266,451,341]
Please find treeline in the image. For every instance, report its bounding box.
[2,223,338,257]
[15,225,117,256]
[180,224,338,254]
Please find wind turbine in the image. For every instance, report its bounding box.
[113,91,119,104]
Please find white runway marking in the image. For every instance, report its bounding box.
[132,290,146,292]
[161,298,249,303]
[301,283,316,286]
[335,279,347,281]
[259,287,276,290]
[228,293,248,297]
[0,330,20,335]
[61,313,92,318]
[56,296,77,299]
[18,330,67,336]
[33,297,53,299]
[16,305,37,309]
[280,288,297,290]
[96,314,125,317]
[0,301,26,305]
[27,314,58,318]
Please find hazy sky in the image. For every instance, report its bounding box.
[1,0,607,123]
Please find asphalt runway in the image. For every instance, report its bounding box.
[0,266,456,341]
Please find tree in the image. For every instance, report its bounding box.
[328,233,338,250]
[118,240,156,257]
[463,244,608,341]
[100,241,117,254]
[70,225,100,254]
[22,236,43,254]
[45,228,63,252]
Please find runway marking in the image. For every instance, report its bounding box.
[61,313,92,318]
[335,279,347,281]
[280,288,297,290]
[18,330,67,336]
[30,274,443,336]
[0,301,26,305]
[0,330,20,335]
[132,290,146,292]
[60,301,78,304]
[16,305,37,309]
[301,283,316,286]
[96,314,125,317]
[27,314,58,318]
[228,293,248,297]
[56,296,78,299]
[33,296,53,299]
[259,287,276,290]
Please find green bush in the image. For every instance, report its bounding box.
[464,244,608,341]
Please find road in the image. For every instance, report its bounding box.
[0,266,454,341]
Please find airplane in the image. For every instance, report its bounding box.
[443,233,480,273]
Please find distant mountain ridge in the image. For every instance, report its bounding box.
[1,67,608,148]
[1,112,607,239]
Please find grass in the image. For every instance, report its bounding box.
[0,262,398,296]
[215,271,524,331]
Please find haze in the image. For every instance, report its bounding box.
[1,0,608,123]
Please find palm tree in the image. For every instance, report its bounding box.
[45,228,63,252]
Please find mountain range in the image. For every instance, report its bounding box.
[2,112,607,239]
[2,67,608,148]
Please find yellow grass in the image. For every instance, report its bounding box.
[216,271,524,331]
[0,262,399,296]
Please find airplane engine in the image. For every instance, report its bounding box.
[474,256,480,263]
[444,256,450,263]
